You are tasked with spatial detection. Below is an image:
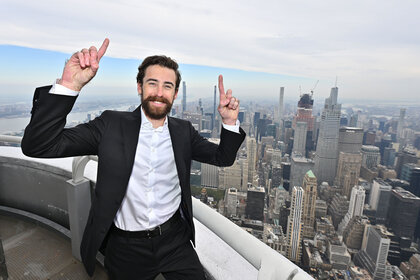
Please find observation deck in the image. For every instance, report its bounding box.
[0,135,313,280]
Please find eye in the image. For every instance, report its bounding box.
[164,84,174,90]
[148,81,157,87]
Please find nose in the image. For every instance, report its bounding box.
[156,84,164,97]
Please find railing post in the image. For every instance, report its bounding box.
[66,156,92,260]
[66,178,91,261]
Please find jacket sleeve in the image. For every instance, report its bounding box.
[21,86,107,158]
[190,122,246,167]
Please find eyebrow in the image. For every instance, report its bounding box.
[145,78,175,87]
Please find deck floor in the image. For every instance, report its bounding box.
[0,214,108,280]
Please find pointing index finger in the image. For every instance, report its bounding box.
[218,74,225,100]
[97,38,110,61]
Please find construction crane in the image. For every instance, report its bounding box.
[310,80,319,95]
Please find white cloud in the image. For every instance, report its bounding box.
[1,0,420,100]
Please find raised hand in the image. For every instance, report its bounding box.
[218,75,239,125]
[59,38,110,91]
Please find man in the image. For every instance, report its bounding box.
[21,38,245,279]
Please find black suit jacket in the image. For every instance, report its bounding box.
[21,86,246,276]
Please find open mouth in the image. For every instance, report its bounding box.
[152,101,166,106]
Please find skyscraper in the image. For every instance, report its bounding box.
[247,137,257,184]
[361,145,381,170]
[382,147,396,168]
[276,87,285,142]
[338,185,365,235]
[342,216,370,250]
[278,87,284,125]
[182,81,186,113]
[201,138,220,188]
[290,156,314,191]
[218,160,242,190]
[302,170,317,238]
[354,225,392,280]
[213,85,217,130]
[395,147,418,179]
[314,87,341,184]
[334,126,363,196]
[401,163,420,197]
[338,127,363,154]
[224,188,238,217]
[252,112,260,138]
[271,165,282,188]
[286,186,304,263]
[335,152,362,197]
[387,187,420,239]
[368,179,391,224]
[328,193,350,228]
[397,108,406,146]
[292,93,315,154]
[292,122,307,157]
[201,162,219,188]
[245,186,265,221]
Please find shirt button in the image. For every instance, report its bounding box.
[151,148,155,152]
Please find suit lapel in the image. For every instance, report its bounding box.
[122,106,142,170]
[168,117,186,188]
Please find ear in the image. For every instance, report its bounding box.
[173,89,179,100]
[137,83,142,96]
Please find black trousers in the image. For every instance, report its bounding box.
[104,218,205,280]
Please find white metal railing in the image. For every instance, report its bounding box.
[193,199,312,280]
[0,135,313,280]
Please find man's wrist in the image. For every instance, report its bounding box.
[222,120,240,134]
[222,118,237,126]
[58,79,83,92]
[49,79,80,96]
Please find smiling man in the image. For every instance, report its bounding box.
[137,60,180,126]
[21,38,246,279]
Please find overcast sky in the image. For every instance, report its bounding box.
[1,0,419,103]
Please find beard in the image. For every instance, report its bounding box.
[141,95,173,120]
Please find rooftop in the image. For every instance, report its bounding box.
[306,170,315,178]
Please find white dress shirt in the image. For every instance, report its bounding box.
[114,108,181,230]
[49,81,240,231]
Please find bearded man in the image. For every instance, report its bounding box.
[22,38,245,280]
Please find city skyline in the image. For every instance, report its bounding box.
[1,0,420,102]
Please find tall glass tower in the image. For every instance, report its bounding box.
[286,186,304,263]
[182,81,187,113]
[314,87,341,184]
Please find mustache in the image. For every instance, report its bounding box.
[142,96,171,105]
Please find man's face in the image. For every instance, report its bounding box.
[138,65,178,120]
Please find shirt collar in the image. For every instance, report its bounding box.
[140,106,168,132]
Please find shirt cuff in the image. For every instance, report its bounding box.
[222,120,240,134]
[49,79,79,96]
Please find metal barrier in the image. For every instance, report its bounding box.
[0,135,313,280]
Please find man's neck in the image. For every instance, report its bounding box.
[149,117,165,129]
